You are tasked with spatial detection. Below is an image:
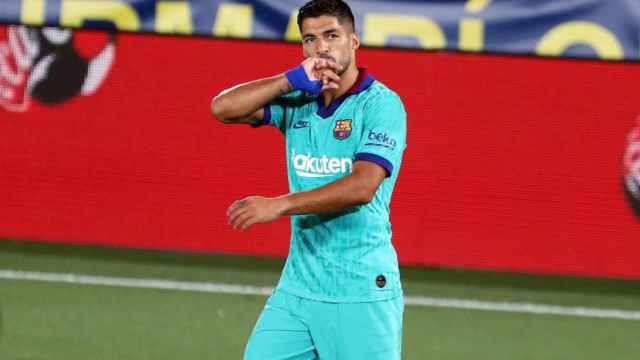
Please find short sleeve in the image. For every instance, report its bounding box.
[257,101,285,132]
[256,91,307,133]
[252,101,286,132]
[355,92,407,177]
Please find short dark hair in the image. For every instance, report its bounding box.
[297,0,356,32]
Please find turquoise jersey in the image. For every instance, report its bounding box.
[261,69,407,303]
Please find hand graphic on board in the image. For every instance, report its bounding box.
[0,26,39,112]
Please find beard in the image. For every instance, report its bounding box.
[337,57,350,76]
[318,53,350,76]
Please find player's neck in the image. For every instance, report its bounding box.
[321,65,359,107]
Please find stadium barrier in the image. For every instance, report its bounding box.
[1,25,639,279]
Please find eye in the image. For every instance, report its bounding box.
[328,33,339,40]
[303,37,315,44]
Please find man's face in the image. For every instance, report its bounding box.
[300,15,359,76]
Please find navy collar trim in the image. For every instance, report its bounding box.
[316,68,375,119]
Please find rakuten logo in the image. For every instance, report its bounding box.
[291,149,352,178]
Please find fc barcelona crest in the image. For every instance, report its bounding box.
[333,119,352,140]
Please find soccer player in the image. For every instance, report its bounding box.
[211,0,406,358]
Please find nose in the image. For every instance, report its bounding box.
[315,38,329,54]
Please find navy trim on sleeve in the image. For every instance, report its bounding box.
[253,105,271,127]
[355,152,393,177]
[264,105,272,125]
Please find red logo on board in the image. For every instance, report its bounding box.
[0,25,116,113]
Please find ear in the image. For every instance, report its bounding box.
[351,32,360,50]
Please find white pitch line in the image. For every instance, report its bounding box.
[1,269,639,321]
[0,269,273,297]
[402,296,640,320]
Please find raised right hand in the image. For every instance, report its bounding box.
[285,57,343,96]
[304,57,342,91]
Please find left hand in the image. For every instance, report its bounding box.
[227,196,286,231]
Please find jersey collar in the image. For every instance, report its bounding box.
[316,68,375,119]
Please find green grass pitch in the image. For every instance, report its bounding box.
[1,240,639,359]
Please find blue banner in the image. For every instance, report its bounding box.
[1,0,639,61]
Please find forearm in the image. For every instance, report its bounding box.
[226,162,385,231]
[211,74,291,123]
[277,174,376,216]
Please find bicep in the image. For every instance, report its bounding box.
[352,160,387,194]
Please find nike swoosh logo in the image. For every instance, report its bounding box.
[293,122,311,129]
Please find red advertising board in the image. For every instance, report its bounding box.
[1,26,639,279]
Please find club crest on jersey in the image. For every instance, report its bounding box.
[333,119,352,140]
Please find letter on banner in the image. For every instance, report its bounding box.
[459,0,492,51]
[536,21,623,60]
[21,0,46,26]
[213,4,253,38]
[285,10,302,41]
[364,15,446,49]
[60,0,140,31]
[156,1,193,34]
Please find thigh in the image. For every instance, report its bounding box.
[336,296,404,360]
[244,290,318,360]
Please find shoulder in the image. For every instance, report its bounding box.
[359,81,405,113]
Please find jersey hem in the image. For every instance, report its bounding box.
[275,285,403,304]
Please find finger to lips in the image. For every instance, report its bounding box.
[316,58,339,70]
[314,58,327,69]
[324,60,342,71]
[320,76,339,90]
[322,69,340,82]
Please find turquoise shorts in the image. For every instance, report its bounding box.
[244,289,404,360]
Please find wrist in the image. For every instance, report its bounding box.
[285,64,322,96]
[274,194,293,217]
